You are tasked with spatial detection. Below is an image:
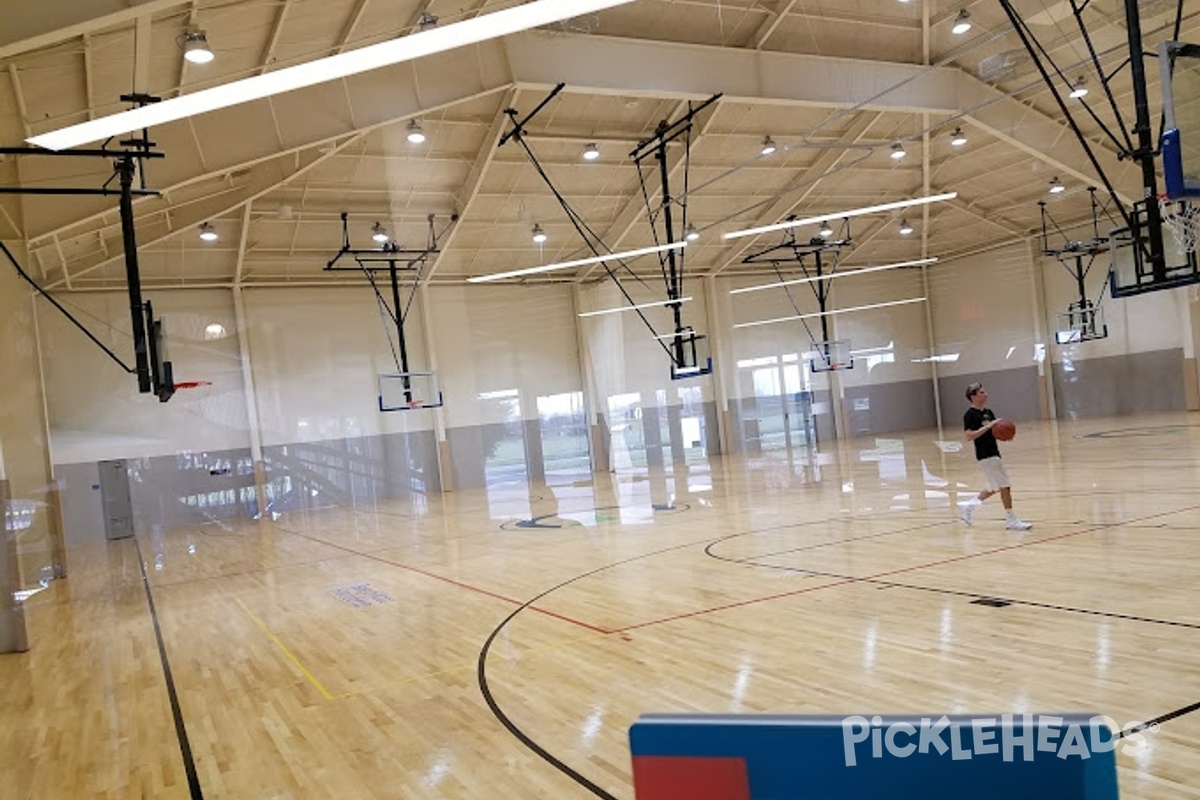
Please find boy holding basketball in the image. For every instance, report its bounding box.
[959,382,1032,530]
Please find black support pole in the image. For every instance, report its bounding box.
[389,256,413,403]
[117,156,152,394]
[1123,0,1167,282]
[654,124,686,367]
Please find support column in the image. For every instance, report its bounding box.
[418,285,454,491]
[572,284,610,473]
[702,275,732,456]
[233,287,269,517]
[0,444,29,653]
[1028,238,1058,420]
[30,296,66,578]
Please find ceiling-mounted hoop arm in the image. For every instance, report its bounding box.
[741,226,852,356]
[997,0,1162,281]
[322,213,456,402]
[627,93,721,367]
[0,123,168,396]
[499,85,680,364]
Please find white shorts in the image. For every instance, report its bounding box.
[977,456,1011,492]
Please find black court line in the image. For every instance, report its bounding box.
[705,545,1200,631]
[133,537,204,800]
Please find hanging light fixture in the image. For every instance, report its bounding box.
[761,136,777,156]
[1049,176,1065,194]
[819,221,834,238]
[951,9,972,34]
[183,30,214,64]
[198,221,218,241]
[950,127,967,147]
[371,222,390,243]
[406,119,426,144]
[532,223,547,244]
[898,219,914,235]
[582,142,600,161]
[890,142,907,160]
[1069,76,1088,99]
[684,224,700,242]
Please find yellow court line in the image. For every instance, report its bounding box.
[234,597,335,700]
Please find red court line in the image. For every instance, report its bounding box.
[616,502,1200,633]
[275,525,611,634]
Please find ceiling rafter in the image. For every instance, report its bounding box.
[423,88,518,283]
[707,112,881,277]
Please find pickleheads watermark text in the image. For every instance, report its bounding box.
[841,714,1153,767]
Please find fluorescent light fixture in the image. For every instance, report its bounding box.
[371,222,390,243]
[1049,176,1065,194]
[27,0,640,151]
[899,218,914,235]
[890,142,907,160]
[579,296,693,318]
[912,353,960,363]
[761,136,777,156]
[731,258,936,295]
[583,142,600,161]
[468,241,687,283]
[198,221,218,241]
[531,223,547,244]
[819,221,834,238]
[949,127,967,146]
[684,224,700,241]
[733,296,927,329]
[722,192,957,240]
[1069,76,1088,99]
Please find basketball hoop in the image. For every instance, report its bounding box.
[1158,193,1200,253]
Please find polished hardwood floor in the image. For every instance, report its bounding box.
[4,413,1200,798]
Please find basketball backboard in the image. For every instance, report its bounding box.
[379,372,443,412]
[1160,41,1200,200]
[667,330,712,380]
[1054,302,1107,344]
[809,340,853,373]
[1108,199,1200,297]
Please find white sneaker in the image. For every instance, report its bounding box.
[1005,518,1032,531]
[958,502,974,527]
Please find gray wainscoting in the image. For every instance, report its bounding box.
[55,430,439,543]
[1053,348,1185,418]
[843,378,938,436]
[938,366,1041,428]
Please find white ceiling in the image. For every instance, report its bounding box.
[1,0,1196,290]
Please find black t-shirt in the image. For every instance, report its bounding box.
[964,406,1000,461]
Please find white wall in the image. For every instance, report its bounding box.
[430,283,583,427]
[40,289,249,462]
[244,286,433,446]
[928,242,1040,378]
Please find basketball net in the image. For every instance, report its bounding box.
[1158,193,1200,254]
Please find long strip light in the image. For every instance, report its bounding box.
[579,296,693,318]
[733,296,927,329]
[722,193,958,241]
[27,0,639,151]
[730,258,938,295]
[467,241,687,283]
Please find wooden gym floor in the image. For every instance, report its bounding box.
[3,412,1200,799]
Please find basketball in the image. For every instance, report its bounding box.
[992,418,1016,441]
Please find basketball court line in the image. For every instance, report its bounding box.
[705,546,1200,631]
[274,523,613,634]
[234,597,335,700]
[613,501,1200,632]
[132,538,205,800]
